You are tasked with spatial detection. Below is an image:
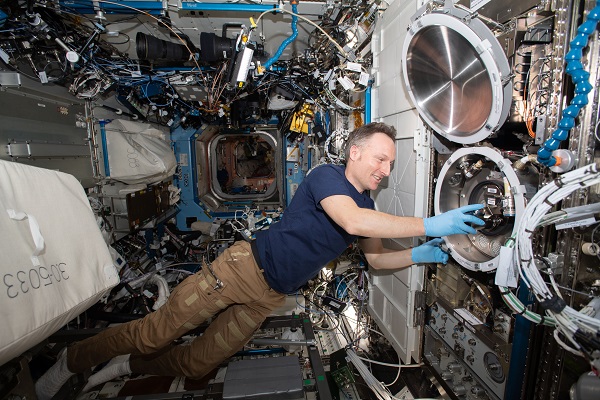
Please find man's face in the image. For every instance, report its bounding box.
[347,132,395,192]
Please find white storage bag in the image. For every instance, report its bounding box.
[103,119,176,184]
[0,161,119,366]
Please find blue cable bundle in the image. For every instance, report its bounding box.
[0,11,7,28]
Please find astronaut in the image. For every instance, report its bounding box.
[36,122,483,398]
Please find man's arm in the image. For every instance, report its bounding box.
[321,195,485,238]
[320,195,425,238]
[359,237,413,270]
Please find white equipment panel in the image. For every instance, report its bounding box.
[368,0,428,364]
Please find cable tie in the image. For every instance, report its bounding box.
[500,290,510,295]
[539,315,545,325]
[539,295,567,313]
[554,177,564,188]
[517,308,527,316]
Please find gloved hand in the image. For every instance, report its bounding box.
[411,238,449,264]
[423,204,485,237]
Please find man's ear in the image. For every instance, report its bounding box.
[348,144,360,162]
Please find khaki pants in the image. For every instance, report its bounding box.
[67,241,285,379]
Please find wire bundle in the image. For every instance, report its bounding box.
[346,349,397,400]
[505,164,600,360]
[324,128,350,164]
[346,349,423,400]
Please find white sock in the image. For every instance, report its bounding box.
[82,354,131,393]
[35,349,75,400]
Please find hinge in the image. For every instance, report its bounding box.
[413,290,427,327]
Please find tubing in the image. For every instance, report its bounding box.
[99,120,110,178]
[263,2,298,69]
[365,85,372,123]
[180,2,276,13]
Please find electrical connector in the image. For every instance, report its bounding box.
[582,242,600,256]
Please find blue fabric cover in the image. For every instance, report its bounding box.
[255,164,374,294]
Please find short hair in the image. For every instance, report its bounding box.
[344,122,396,161]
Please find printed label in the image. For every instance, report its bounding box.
[454,308,484,326]
[3,262,69,299]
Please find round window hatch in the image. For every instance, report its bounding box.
[402,5,512,144]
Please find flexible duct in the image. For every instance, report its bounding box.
[263,2,298,69]
[145,274,170,311]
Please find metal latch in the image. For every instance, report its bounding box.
[413,290,427,327]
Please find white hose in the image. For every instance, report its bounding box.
[145,274,170,310]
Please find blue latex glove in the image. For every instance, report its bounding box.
[423,204,485,236]
[411,238,449,264]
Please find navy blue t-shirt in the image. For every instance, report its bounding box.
[254,164,374,294]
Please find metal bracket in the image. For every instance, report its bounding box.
[0,71,21,88]
[6,140,89,159]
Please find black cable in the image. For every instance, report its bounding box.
[88,309,143,323]
[304,292,341,332]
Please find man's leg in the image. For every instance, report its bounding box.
[129,288,285,379]
[36,269,230,399]
[37,241,273,397]
[67,269,232,372]
[126,242,286,379]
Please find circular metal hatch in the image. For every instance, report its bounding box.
[402,8,512,144]
[434,147,536,272]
